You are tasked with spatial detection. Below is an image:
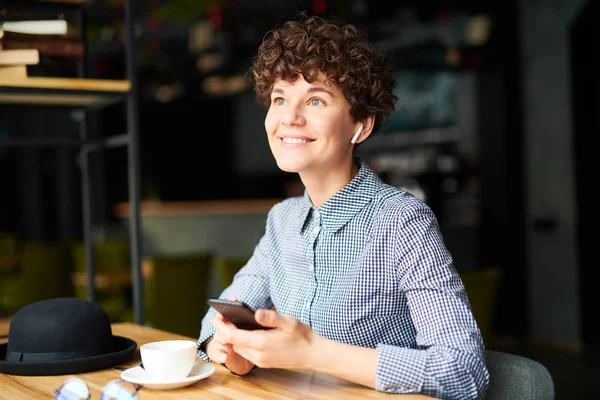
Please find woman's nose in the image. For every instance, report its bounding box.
[281,105,305,126]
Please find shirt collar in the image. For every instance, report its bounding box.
[297,190,313,234]
[297,159,382,234]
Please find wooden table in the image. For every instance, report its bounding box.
[0,318,9,339]
[0,322,434,399]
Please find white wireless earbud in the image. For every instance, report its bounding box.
[350,124,363,144]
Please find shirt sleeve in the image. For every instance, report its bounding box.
[196,212,274,361]
[375,201,489,400]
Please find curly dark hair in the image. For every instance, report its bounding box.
[250,13,397,134]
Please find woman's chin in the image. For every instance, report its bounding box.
[275,159,305,174]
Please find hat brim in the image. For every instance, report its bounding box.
[0,336,137,376]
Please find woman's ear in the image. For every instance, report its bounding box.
[351,115,375,144]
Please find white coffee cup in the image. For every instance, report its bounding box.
[140,340,197,381]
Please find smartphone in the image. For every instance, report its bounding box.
[207,298,269,330]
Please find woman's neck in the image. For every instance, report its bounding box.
[300,161,359,208]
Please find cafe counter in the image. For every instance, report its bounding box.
[114,199,283,296]
[114,199,281,258]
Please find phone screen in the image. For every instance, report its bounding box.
[207,299,268,330]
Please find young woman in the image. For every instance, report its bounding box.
[197,13,489,400]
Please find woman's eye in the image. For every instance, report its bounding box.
[309,98,324,106]
[273,98,285,105]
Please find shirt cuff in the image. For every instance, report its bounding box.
[376,344,426,393]
[196,333,214,362]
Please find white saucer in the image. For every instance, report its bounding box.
[120,361,216,390]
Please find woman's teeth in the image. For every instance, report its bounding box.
[282,137,310,144]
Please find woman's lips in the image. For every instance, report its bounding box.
[278,136,315,148]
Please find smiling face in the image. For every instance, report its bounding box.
[265,72,362,181]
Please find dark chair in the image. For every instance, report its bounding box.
[214,255,249,291]
[0,241,73,315]
[485,349,555,399]
[0,232,18,271]
[71,239,131,322]
[144,253,213,337]
[460,266,502,343]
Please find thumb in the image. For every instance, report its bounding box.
[255,308,287,329]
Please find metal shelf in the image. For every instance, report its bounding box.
[0,0,103,10]
[20,0,100,6]
[0,0,145,325]
[35,0,89,3]
[1,133,130,151]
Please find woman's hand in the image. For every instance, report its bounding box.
[206,297,255,375]
[221,308,316,370]
[206,312,256,375]
[212,306,378,389]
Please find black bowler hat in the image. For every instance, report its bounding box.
[0,297,137,376]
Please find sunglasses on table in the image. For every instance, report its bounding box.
[54,377,141,400]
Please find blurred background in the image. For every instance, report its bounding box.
[0,0,598,398]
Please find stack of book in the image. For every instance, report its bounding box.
[0,28,40,79]
[0,14,84,80]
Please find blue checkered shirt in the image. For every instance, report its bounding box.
[197,161,489,399]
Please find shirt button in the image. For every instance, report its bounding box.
[305,302,310,310]
[313,227,320,234]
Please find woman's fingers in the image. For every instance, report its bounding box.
[206,338,229,364]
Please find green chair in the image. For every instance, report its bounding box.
[0,241,73,315]
[214,255,249,291]
[0,232,18,272]
[460,266,502,344]
[144,253,213,337]
[71,239,131,322]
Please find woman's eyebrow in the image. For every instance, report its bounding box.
[271,86,334,97]
[306,87,334,97]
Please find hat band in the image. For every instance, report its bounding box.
[6,348,101,362]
